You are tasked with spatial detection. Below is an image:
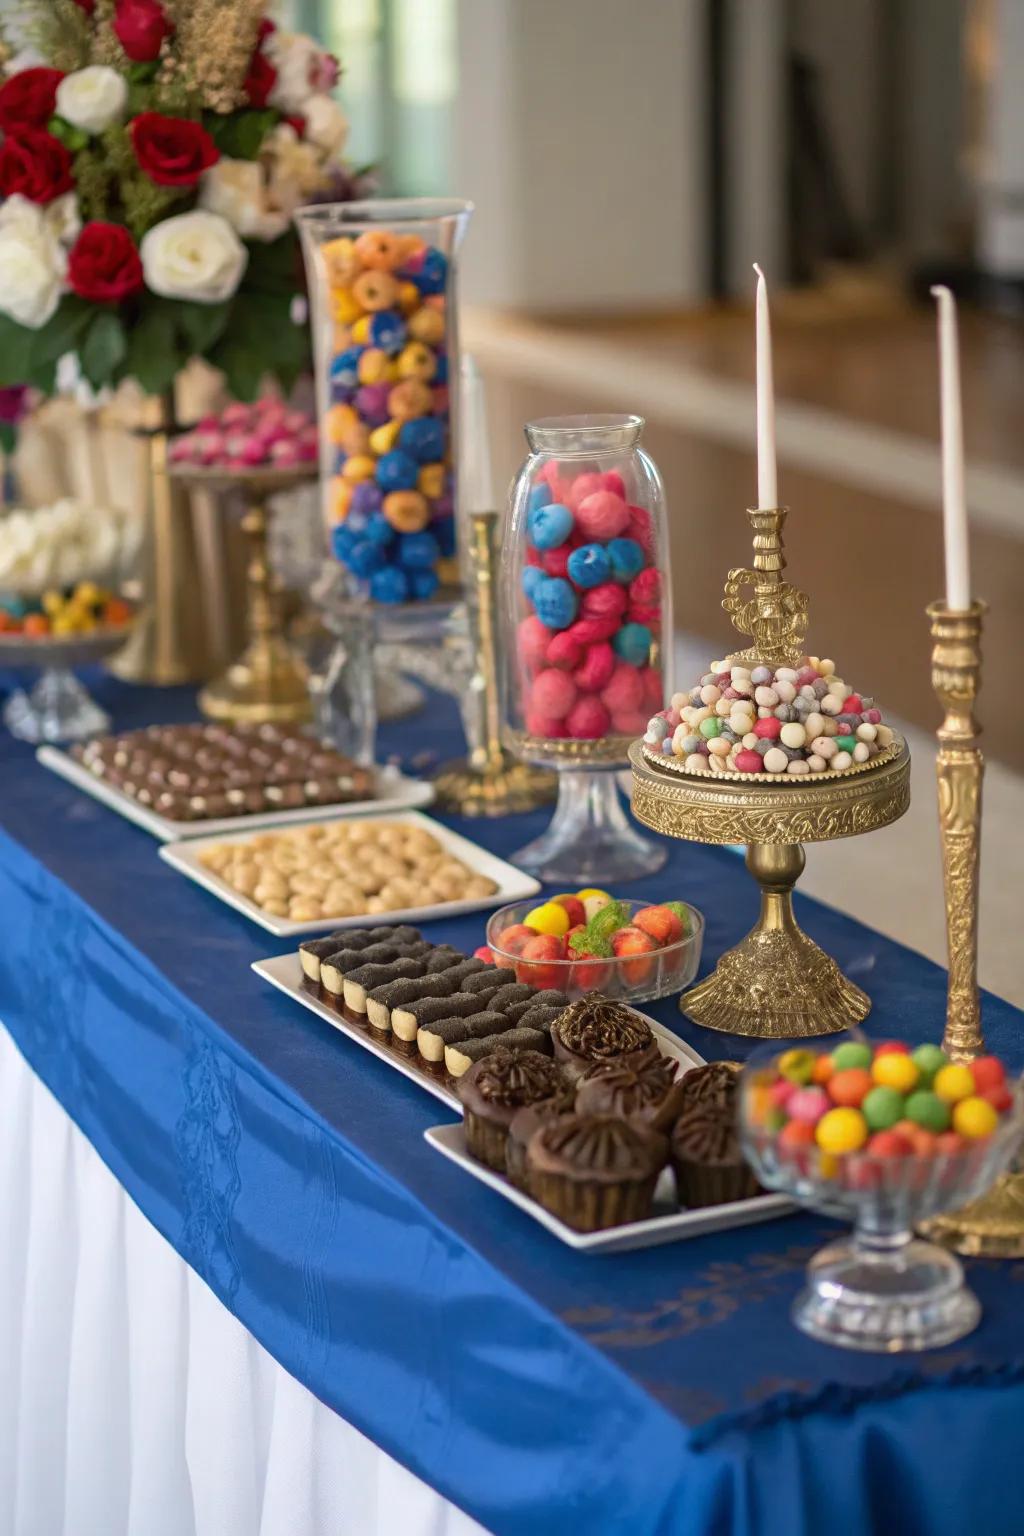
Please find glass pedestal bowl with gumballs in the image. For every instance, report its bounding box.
[499,415,672,884]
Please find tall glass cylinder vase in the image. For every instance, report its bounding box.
[295,199,472,723]
[500,415,673,883]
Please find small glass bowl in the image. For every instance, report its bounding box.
[740,1040,1024,1352]
[484,898,704,1004]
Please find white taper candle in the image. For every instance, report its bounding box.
[753,263,777,509]
[931,285,971,611]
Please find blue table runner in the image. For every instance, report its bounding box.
[3,673,1024,1536]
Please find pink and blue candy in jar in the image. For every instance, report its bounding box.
[517,463,664,741]
[323,229,455,604]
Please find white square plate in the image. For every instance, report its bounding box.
[253,951,705,1110]
[37,744,435,841]
[425,1124,795,1253]
[163,810,541,936]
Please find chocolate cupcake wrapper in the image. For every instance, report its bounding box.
[463,1110,511,1173]
[671,1157,759,1210]
[530,1170,659,1233]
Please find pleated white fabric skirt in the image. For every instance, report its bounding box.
[0,1025,488,1536]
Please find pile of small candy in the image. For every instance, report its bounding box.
[644,655,895,776]
[0,499,140,597]
[169,398,318,471]
[517,464,663,741]
[0,581,133,638]
[481,889,694,993]
[321,230,455,605]
[746,1040,1015,1176]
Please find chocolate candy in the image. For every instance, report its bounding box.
[417,1010,512,1063]
[445,1028,551,1077]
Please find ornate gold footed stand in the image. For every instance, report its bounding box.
[433,511,555,816]
[170,463,317,725]
[631,740,910,1036]
[630,505,911,1038]
[919,601,1024,1257]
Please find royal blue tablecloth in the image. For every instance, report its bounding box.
[2,672,1024,1536]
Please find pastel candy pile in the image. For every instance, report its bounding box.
[320,229,454,605]
[169,397,318,471]
[644,654,894,776]
[518,463,663,740]
[745,1040,1014,1175]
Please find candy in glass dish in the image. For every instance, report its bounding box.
[740,1034,1024,1351]
[499,414,672,882]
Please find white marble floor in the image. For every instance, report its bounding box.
[668,636,1024,1009]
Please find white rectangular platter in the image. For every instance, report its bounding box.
[37,743,434,841]
[165,810,540,937]
[253,952,706,1112]
[425,1125,795,1254]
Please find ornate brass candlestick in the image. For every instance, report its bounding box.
[630,507,911,1038]
[921,599,1024,1257]
[170,463,316,725]
[433,510,555,815]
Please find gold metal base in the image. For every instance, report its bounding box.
[679,843,870,1037]
[432,755,556,817]
[629,739,911,1039]
[921,1172,1024,1258]
[198,635,312,724]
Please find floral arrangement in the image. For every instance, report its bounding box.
[0,0,364,403]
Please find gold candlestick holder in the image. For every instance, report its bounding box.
[630,506,911,1038]
[921,599,1024,1257]
[433,510,555,815]
[170,463,316,726]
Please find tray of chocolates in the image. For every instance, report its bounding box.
[425,1003,794,1253]
[253,929,705,1111]
[167,811,540,936]
[37,723,434,841]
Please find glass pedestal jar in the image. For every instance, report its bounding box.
[500,415,672,882]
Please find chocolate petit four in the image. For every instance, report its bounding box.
[319,942,417,999]
[364,959,481,1032]
[390,990,486,1044]
[549,994,658,1081]
[527,1115,668,1232]
[575,1056,686,1132]
[418,1011,512,1065]
[457,1049,566,1169]
[505,1089,576,1189]
[342,956,429,1015]
[445,1028,551,1078]
[298,926,420,985]
[670,1112,759,1209]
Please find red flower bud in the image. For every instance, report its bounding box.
[113,0,172,63]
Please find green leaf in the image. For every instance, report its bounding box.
[0,421,15,454]
[204,109,278,161]
[121,301,181,395]
[174,299,231,357]
[0,315,34,388]
[209,338,265,401]
[212,288,310,395]
[244,233,300,295]
[127,62,160,84]
[31,296,93,364]
[25,356,57,394]
[49,116,89,151]
[80,309,127,389]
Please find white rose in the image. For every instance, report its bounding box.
[0,217,66,328]
[199,158,288,242]
[301,94,348,157]
[55,66,127,135]
[266,31,320,113]
[140,210,248,304]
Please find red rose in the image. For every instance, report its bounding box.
[68,222,144,303]
[113,0,172,63]
[243,48,276,109]
[257,18,276,43]
[130,112,219,187]
[284,115,305,138]
[0,129,74,204]
[0,68,65,132]
[73,0,96,12]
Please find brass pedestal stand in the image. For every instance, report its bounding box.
[920,600,1024,1257]
[171,464,316,726]
[631,740,911,1036]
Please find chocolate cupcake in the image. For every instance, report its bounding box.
[457,1049,565,1169]
[549,994,657,1081]
[575,1055,686,1132]
[677,1061,740,1118]
[527,1115,667,1232]
[505,1089,576,1190]
[670,1112,759,1209]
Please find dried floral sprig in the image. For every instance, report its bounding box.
[164,0,267,114]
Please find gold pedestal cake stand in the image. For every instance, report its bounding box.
[630,504,911,1038]
[631,739,910,1036]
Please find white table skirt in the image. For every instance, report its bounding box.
[1,1026,489,1536]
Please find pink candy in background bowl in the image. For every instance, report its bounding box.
[169,396,319,472]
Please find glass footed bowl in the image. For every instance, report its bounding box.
[485,898,703,1005]
[740,1039,1024,1353]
